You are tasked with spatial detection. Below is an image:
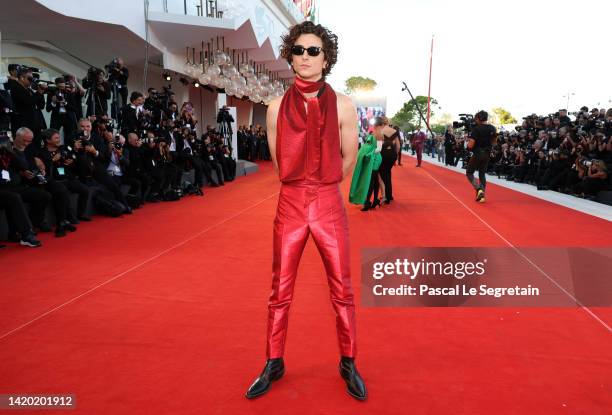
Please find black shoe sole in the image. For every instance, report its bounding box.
[245,368,285,399]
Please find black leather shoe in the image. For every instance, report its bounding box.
[62,221,77,232]
[360,203,371,212]
[245,358,285,399]
[339,356,367,401]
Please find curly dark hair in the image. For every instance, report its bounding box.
[279,21,338,79]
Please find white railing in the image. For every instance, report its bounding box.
[148,0,228,18]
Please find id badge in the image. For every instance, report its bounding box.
[152,160,156,167]
[57,167,65,176]
[209,155,214,161]
[59,106,67,114]
[1,169,10,182]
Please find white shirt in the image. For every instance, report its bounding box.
[168,131,176,152]
[107,150,123,176]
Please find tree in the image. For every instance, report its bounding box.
[492,107,517,125]
[344,76,377,95]
[430,124,447,134]
[391,96,439,132]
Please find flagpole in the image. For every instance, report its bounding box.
[426,35,434,128]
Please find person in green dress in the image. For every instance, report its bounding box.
[349,117,384,211]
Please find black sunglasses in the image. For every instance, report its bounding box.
[291,45,322,57]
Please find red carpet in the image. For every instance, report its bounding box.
[1,157,611,414]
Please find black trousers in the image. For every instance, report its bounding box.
[44,180,72,226]
[177,154,205,187]
[204,160,224,185]
[126,172,151,200]
[119,175,142,201]
[466,148,490,191]
[219,155,236,181]
[93,168,129,206]
[0,189,33,235]
[14,186,52,227]
[379,149,397,201]
[61,178,91,218]
[365,169,380,206]
[153,163,180,193]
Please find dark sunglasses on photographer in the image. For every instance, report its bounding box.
[291,45,322,57]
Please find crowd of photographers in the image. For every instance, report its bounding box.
[422,107,612,202]
[1,61,237,248]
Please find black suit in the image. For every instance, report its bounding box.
[9,82,46,142]
[120,105,141,136]
[46,90,77,141]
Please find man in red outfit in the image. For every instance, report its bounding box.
[413,130,426,167]
[245,21,367,401]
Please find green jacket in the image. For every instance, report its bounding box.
[349,134,382,205]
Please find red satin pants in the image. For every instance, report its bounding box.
[266,180,357,359]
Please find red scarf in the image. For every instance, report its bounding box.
[276,76,342,183]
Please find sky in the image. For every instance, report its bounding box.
[317,0,612,122]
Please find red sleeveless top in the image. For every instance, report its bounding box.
[276,77,343,183]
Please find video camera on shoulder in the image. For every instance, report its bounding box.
[453,114,475,133]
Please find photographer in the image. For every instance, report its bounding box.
[220,145,237,181]
[39,127,92,222]
[165,102,180,122]
[106,57,129,109]
[466,110,497,203]
[0,133,43,247]
[34,128,81,237]
[46,77,78,142]
[120,91,147,136]
[64,74,86,120]
[201,132,223,187]
[105,133,139,211]
[175,128,205,192]
[140,130,167,201]
[9,67,47,145]
[216,105,234,145]
[124,132,150,204]
[2,128,53,234]
[151,134,180,198]
[82,67,111,118]
[180,102,198,132]
[572,159,608,197]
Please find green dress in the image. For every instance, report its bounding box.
[349,134,382,205]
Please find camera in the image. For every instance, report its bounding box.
[105,58,121,74]
[30,168,48,185]
[113,134,123,150]
[86,66,104,84]
[452,114,475,133]
[59,146,77,161]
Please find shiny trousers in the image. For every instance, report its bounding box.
[266,180,357,359]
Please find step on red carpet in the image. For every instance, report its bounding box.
[1,159,611,414]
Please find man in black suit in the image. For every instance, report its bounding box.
[9,67,47,146]
[46,77,78,142]
[120,91,145,137]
